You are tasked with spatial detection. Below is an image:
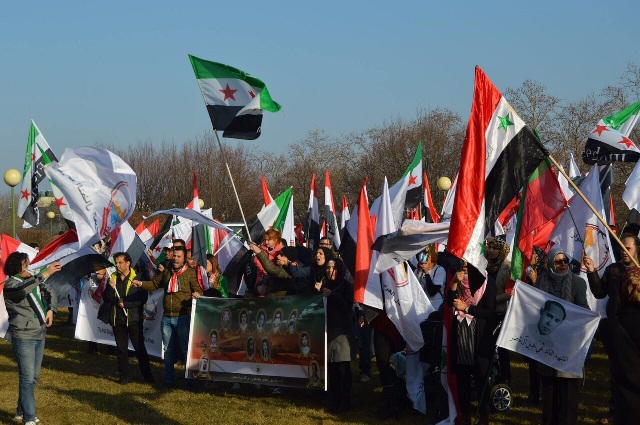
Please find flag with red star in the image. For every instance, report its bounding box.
[370,140,423,229]
[188,55,281,140]
[17,120,60,228]
[583,100,640,164]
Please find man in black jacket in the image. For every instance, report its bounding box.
[103,252,154,385]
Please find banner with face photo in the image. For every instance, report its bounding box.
[74,274,165,357]
[496,281,600,376]
[186,294,326,390]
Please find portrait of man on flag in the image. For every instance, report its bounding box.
[496,281,600,376]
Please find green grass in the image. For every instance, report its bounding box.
[0,309,609,424]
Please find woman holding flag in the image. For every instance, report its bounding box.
[3,252,61,425]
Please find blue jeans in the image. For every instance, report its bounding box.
[12,338,45,424]
[161,315,191,386]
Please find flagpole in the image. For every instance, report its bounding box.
[212,130,253,243]
[548,154,639,268]
[213,227,245,256]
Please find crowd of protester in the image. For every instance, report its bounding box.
[4,222,640,425]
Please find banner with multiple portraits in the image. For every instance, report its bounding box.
[186,293,326,390]
[496,280,600,376]
[74,275,165,357]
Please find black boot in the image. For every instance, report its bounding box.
[377,385,400,420]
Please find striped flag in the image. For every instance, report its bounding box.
[188,54,281,140]
[17,120,60,227]
[246,188,292,243]
[304,174,320,251]
[447,66,548,272]
[583,100,640,164]
[324,169,341,249]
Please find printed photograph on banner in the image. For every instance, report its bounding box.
[186,294,326,389]
[496,281,599,376]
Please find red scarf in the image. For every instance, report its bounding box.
[168,265,188,293]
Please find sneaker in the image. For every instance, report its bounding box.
[360,373,370,383]
[14,414,40,423]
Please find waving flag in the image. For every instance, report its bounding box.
[340,195,350,231]
[44,147,137,248]
[188,54,281,140]
[447,67,547,271]
[245,188,292,243]
[261,174,274,206]
[371,141,423,229]
[324,170,341,249]
[17,120,59,227]
[510,158,567,282]
[304,173,320,251]
[423,171,440,223]
[583,100,640,164]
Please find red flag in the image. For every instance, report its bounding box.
[186,172,200,211]
[135,221,146,234]
[354,179,373,303]
[295,223,304,245]
[146,219,160,238]
[0,235,38,292]
[423,171,440,223]
[261,174,274,206]
[447,66,547,271]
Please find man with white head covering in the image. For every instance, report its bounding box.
[534,246,589,425]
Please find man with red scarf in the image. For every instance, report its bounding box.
[133,246,202,388]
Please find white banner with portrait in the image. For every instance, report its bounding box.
[496,281,600,376]
[74,278,165,358]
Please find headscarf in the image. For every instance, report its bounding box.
[538,246,573,302]
[456,264,487,324]
[313,247,334,283]
[485,236,510,273]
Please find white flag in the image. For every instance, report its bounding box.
[550,163,613,314]
[44,147,137,248]
[496,281,599,376]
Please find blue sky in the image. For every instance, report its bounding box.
[1,1,638,194]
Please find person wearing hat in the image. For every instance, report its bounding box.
[248,243,310,295]
[534,246,589,425]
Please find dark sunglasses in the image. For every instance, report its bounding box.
[554,258,569,265]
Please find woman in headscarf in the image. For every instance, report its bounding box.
[485,236,512,384]
[535,246,589,425]
[322,258,354,413]
[447,259,496,425]
[311,247,334,292]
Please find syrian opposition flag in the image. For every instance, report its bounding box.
[304,173,320,251]
[44,147,137,249]
[371,141,423,229]
[509,158,567,282]
[17,120,60,227]
[340,195,350,231]
[188,54,281,140]
[261,174,274,206]
[245,188,292,243]
[447,67,548,272]
[324,170,341,249]
[583,100,640,164]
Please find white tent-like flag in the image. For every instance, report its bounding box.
[44,147,137,248]
[550,163,613,315]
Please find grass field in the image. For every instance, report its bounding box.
[0,309,610,425]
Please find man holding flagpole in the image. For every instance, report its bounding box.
[133,246,202,389]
